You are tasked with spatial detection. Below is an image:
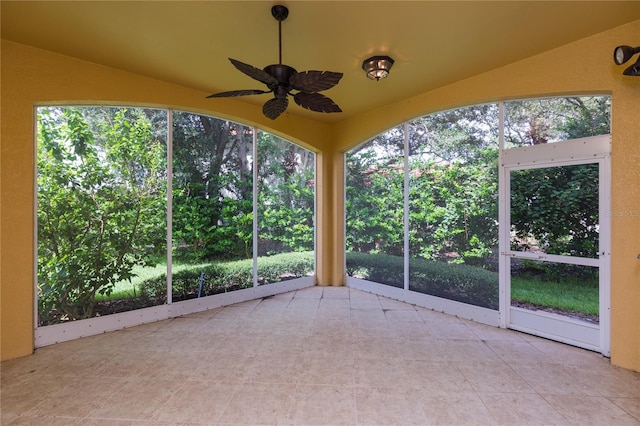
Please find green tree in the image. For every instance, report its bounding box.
[257,133,315,255]
[171,113,253,261]
[37,107,166,323]
[510,163,599,258]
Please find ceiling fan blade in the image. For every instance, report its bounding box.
[294,92,342,113]
[229,58,278,86]
[291,71,343,93]
[206,89,270,98]
[263,97,289,120]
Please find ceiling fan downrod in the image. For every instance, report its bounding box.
[271,5,288,65]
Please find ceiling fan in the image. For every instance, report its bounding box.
[206,5,343,120]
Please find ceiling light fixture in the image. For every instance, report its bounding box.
[613,45,640,76]
[362,55,394,81]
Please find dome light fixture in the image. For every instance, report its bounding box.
[362,55,395,81]
[613,45,640,76]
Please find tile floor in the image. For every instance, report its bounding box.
[2,286,639,425]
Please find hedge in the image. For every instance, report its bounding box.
[139,251,314,303]
[346,251,498,309]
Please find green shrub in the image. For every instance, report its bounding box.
[346,252,498,309]
[139,251,314,303]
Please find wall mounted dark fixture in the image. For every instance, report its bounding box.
[613,45,640,76]
[362,56,394,81]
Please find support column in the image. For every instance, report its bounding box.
[315,149,345,286]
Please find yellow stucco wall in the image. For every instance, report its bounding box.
[2,20,639,371]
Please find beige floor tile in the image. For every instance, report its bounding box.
[322,286,351,299]
[351,318,391,337]
[79,420,159,425]
[1,374,72,414]
[300,334,355,359]
[283,385,356,425]
[402,360,475,394]
[415,306,466,324]
[286,297,321,310]
[524,335,606,365]
[195,353,255,382]
[479,392,570,425]
[294,286,324,298]
[464,321,527,342]
[484,339,550,365]
[247,353,306,384]
[353,336,406,359]
[213,305,255,319]
[514,364,601,396]
[3,287,638,425]
[320,298,351,310]
[610,397,640,421]
[38,348,115,377]
[354,358,411,388]
[87,379,177,420]
[153,381,239,423]
[355,387,429,425]
[386,322,434,340]
[27,377,127,418]
[350,296,383,310]
[421,391,499,425]
[298,356,356,386]
[351,308,387,322]
[270,319,315,336]
[1,349,68,379]
[312,317,355,337]
[210,334,266,355]
[426,340,498,363]
[395,338,438,360]
[93,349,164,379]
[430,322,479,340]
[384,309,425,323]
[458,361,535,393]
[256,334,306,355]
[544,394,640,425]
[217,383,297,424]
[139,349,204,381]
[5,415,84,425]
[586,365,640,398]
[379,297,415,310]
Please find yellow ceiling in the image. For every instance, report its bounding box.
[2,1,639,123]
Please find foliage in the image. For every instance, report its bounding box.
[510,163,599,258]
[346,252,498,309]
[37,107,166,323]
[139,251,314,303]
[172,113,254,261]
[346,105,499,266]
[504,96,611,146]
[171,117,315,261]
[257,134,315,255]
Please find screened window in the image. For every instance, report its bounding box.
[36,107,315,326]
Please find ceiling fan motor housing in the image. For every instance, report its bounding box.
[264,64,297,85]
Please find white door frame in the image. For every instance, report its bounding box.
[498,134,611,355]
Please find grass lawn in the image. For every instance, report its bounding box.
[511,275,599,316]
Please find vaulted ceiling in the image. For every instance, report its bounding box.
[2,1,639,123]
